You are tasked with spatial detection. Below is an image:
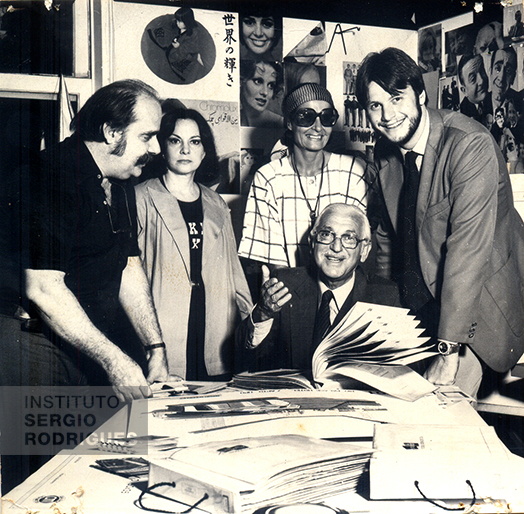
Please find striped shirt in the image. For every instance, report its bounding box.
[238,153,368,267]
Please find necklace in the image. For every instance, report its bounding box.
[291,152,325,226]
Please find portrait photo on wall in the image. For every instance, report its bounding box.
[472,18,504,55]
[142,7,216,85]
[418,24,442,74]
[343,61,374,145]
[439,74,460,111]
[456,53,490,125]
[447,7,524,173]
[504,4,524,40]
[238,7,283,62]
[283,62,326,95]
[114,3,239,102]
[240,60,284,128]
[517,43,524,93]
[444,24,475,76]
[240,148,265,196]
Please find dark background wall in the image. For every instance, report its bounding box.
[118,0,502,29]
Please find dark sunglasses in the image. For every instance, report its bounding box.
[292,107,339,127]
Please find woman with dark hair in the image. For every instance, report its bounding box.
[239,10,282,61]
[135,105,253,380]
[240,60,284,128]
[148,6,204,82]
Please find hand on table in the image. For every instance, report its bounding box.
[107,353,152,403]
[147,347,169,384]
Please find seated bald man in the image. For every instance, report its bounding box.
[236,203,400,372]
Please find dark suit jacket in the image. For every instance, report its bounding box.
[373,108,524,372]
[237,265,400,373]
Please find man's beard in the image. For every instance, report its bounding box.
[370,101,422,148]
[111,135,152,167]
[395,103,422,148]
[111,135,127,157]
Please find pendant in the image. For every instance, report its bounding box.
[309,211,316,224]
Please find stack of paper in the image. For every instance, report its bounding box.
[96,435,179,455]
[149,434,372,514]
[370,424,513,500]
[232,369,315,390]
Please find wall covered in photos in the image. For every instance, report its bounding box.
[113,1,524,235]
[420,7,524,174]
[113,0,418,236]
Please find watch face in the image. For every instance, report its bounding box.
[438,341,460,355]
[438,341,449,355]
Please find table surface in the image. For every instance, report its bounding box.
[2,386,523,514]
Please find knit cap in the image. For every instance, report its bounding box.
[284,83,335,120]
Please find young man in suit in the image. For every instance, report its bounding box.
[355,47,524,397]
[238,203,399,372]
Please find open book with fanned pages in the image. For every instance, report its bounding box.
[233,302,437,401]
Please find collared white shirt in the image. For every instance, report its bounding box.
[318,274,355,325]
[400,107,430,170]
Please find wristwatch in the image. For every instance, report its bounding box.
[437,340,461,356]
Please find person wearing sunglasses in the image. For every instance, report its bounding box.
[239,82,369,270]
[237,204,399,372]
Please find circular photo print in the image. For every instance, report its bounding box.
[142,8,215,85]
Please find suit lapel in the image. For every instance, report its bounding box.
[147,179,191,281]
[378,147,404,233]
[285,269,318,367]
[200,186,226,269]
[416,109,444,232]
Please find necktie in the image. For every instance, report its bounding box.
[311,289,334,354]
[399,151,432,311]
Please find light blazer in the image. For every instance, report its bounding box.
[237,266,400,373]
[374,108,524,372]
[135,178,253,378]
